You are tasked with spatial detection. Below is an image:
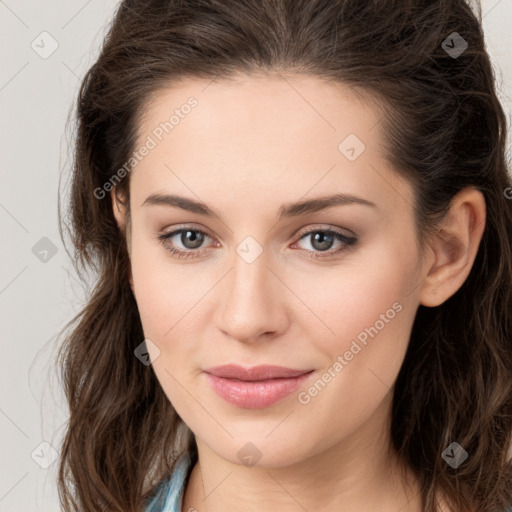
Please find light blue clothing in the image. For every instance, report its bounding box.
[144,452,193,512]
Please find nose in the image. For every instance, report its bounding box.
[213,246,290,345]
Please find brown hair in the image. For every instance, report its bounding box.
[56,0,512,511]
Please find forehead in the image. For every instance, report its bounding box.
[129,73,413,217]
[136,73,381,149]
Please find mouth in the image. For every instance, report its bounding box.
[203,364,315,409]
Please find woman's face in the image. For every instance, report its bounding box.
[115,74,428,467]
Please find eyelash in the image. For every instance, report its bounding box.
[156,226,358,261]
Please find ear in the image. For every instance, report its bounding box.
[111,187,127,232]
[111,188,135,294]
[418,187,486,307]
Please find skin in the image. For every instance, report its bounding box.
[112,73,485,512]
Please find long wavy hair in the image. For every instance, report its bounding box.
[56,0,512,510]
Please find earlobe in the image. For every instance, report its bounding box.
[418,188,486,307]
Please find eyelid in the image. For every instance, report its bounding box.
[293,223,357,239]
[161,223,217,241]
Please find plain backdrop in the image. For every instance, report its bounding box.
[1,1,511,511]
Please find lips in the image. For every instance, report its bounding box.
[204,364,312,381]
[203,364,314,409]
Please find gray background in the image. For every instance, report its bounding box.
[1,1,511,510]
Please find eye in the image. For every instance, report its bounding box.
[157,226,358,260]
[157,227,215,259]
[292,228,358,260]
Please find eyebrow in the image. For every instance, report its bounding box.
[142,192,377,220]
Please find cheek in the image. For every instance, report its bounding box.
[288,239,418,354]
[290,247,417,444]
[291,243,419,419]
[129,233,216,361]
[129,232,181,339]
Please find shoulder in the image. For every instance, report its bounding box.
[144,452,193,512]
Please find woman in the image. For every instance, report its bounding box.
[56,0,512,511]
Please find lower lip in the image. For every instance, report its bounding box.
[204,371,314,409]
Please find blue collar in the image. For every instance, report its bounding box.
[145,451,193,512]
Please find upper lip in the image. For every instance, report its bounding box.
[204,364,313,381]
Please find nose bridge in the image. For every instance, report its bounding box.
[215,237,286,342]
